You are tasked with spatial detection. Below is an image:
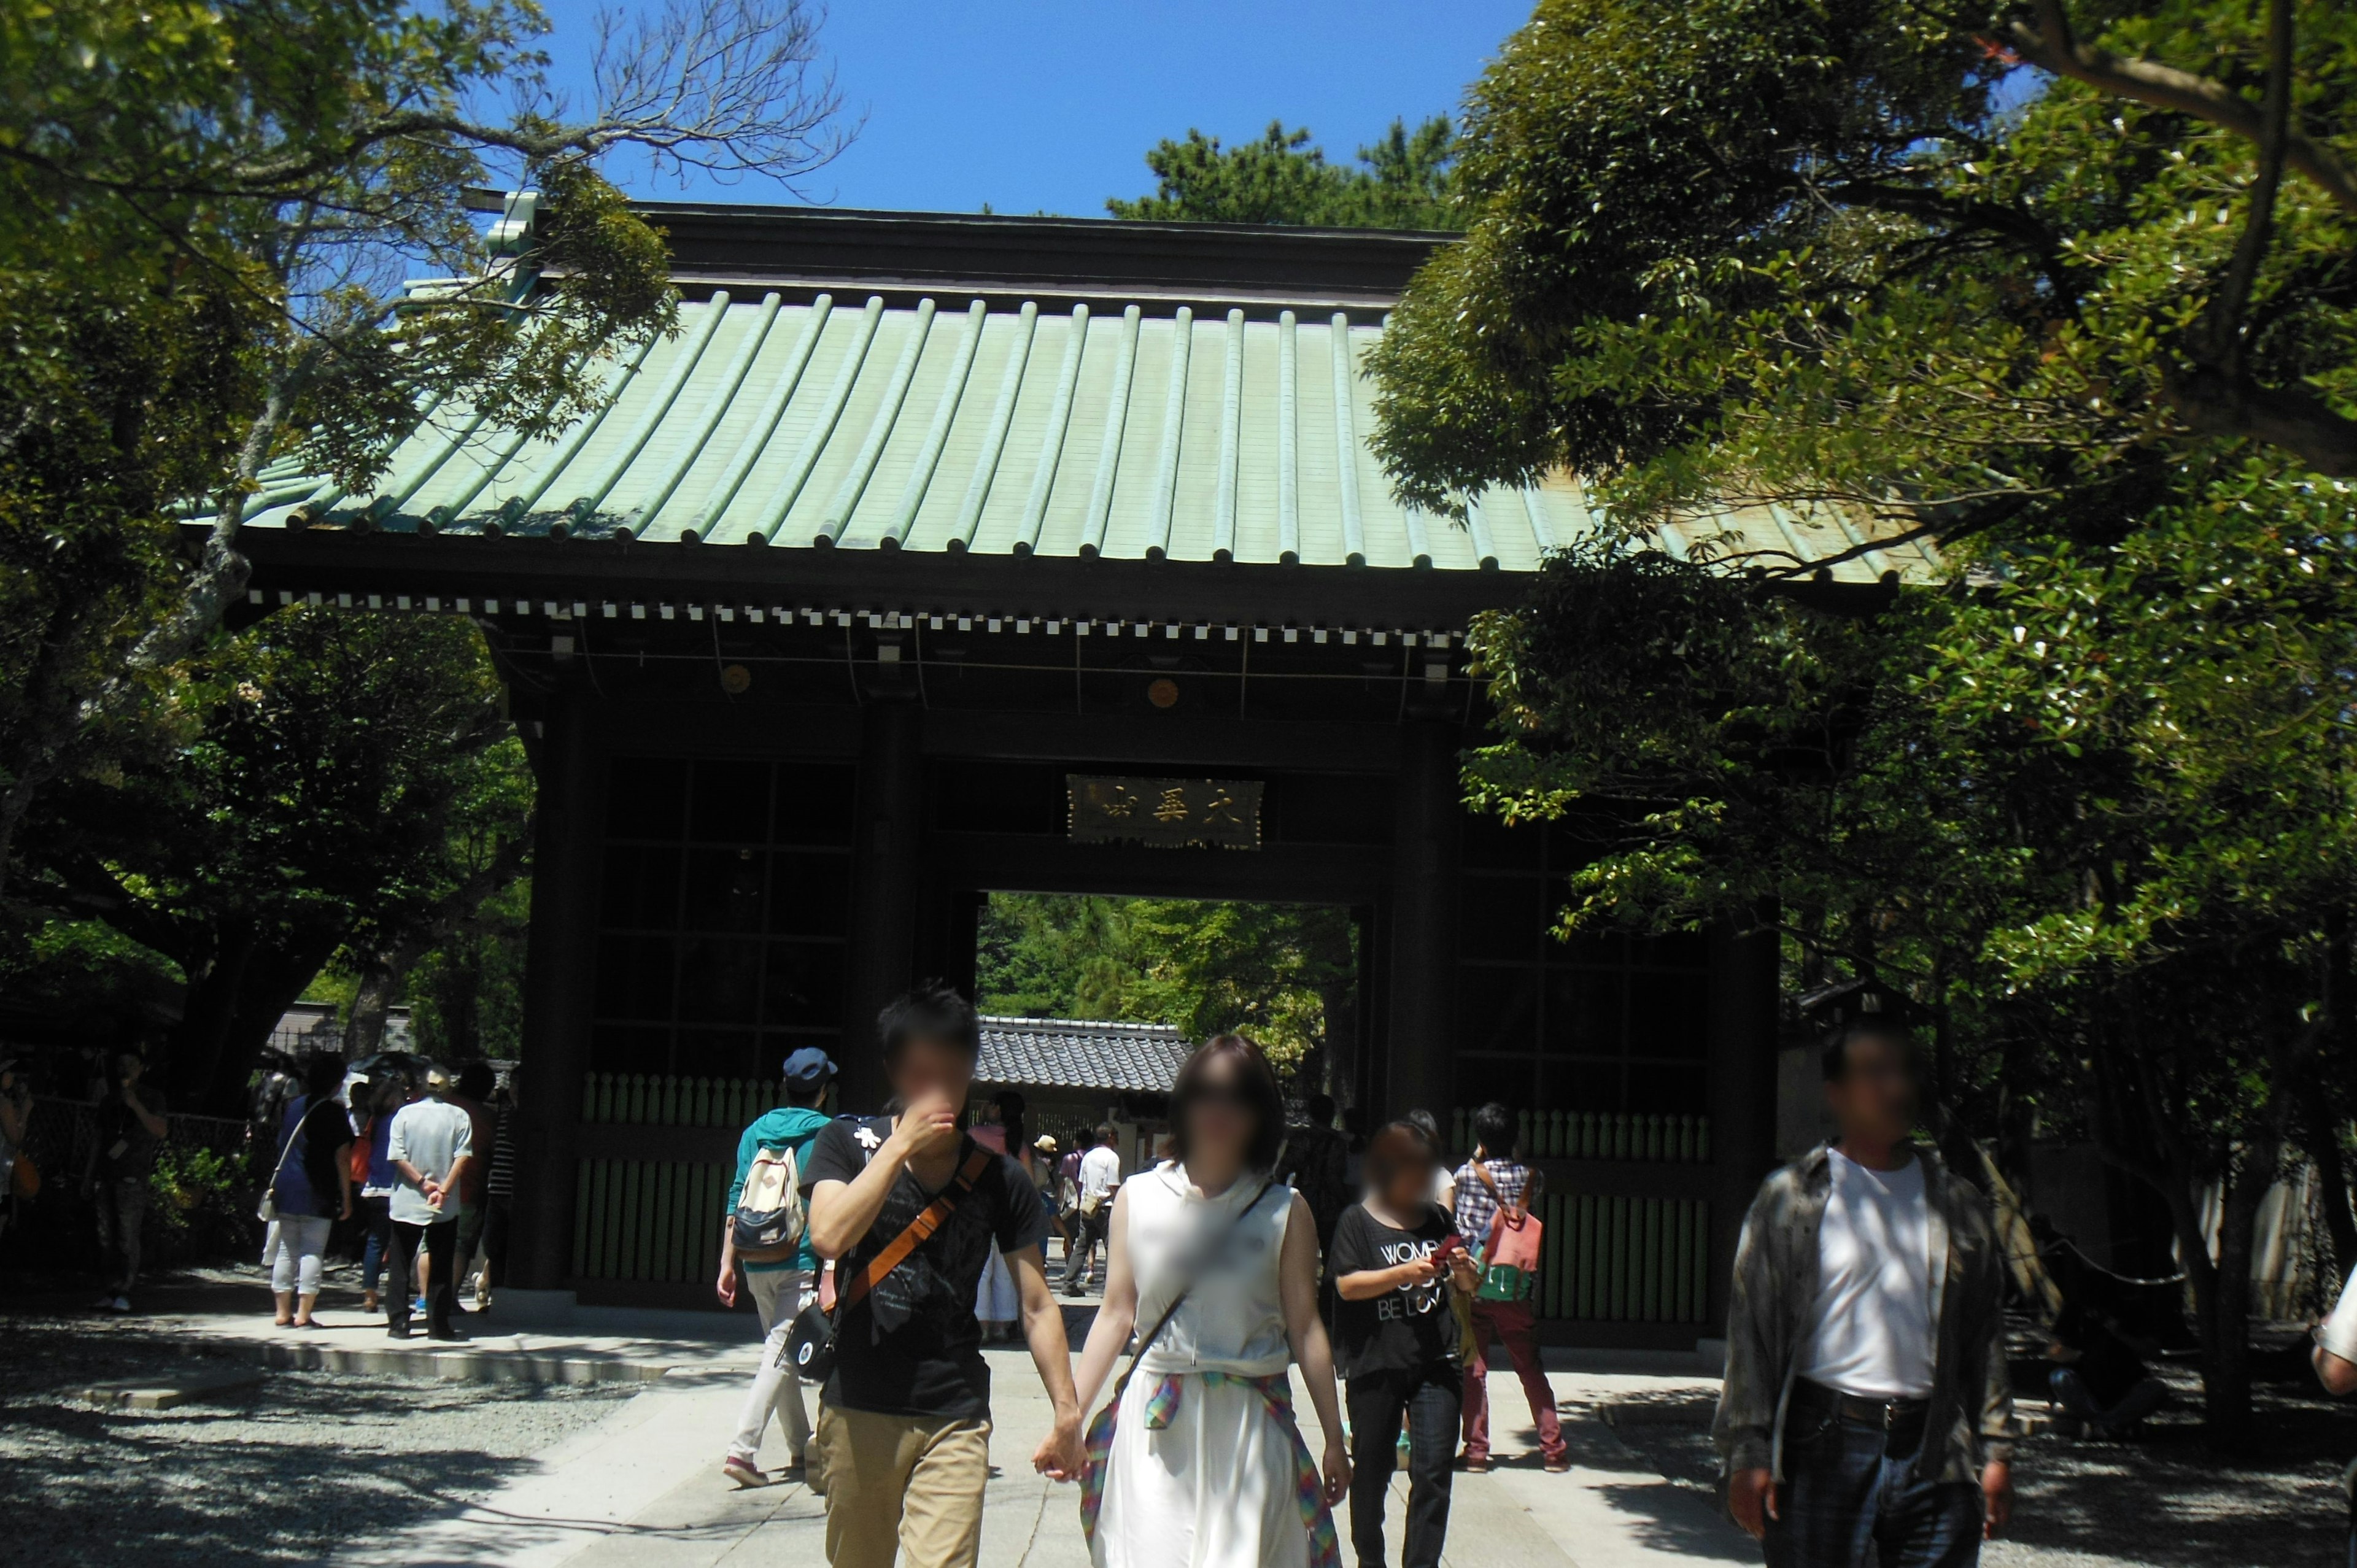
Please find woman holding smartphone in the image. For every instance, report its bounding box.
[1326,1121,1482,1568]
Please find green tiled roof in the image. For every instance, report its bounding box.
[226,291,1939,584]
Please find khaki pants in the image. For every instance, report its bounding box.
[727,1267,813,1467]
[815,1404,992,1568]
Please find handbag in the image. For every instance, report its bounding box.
[11,1153,38,1201]
[1479,1206,1545,1302]
[255,1101,320,1222]
[786,1144,994,1384]
[1468,1157,1544,1303]
[347,1116,373,1186]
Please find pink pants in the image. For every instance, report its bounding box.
[1460,1297,1568,1464]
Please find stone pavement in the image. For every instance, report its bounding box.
[330,1343,1756,1568]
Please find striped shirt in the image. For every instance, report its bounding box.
[486,1103,516,1197]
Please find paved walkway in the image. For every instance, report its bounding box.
[327,1344,1753,1568]
[48,1265,1753,1566]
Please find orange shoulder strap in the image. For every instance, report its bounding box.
[839,1146,994,1315]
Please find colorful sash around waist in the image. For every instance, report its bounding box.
[1079,1369,1341,1568]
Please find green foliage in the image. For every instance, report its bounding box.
[1466,471,2357,1426]
[975,894,1357,1078]
[18,607,530,1106]
[404,872,532,1060]
[1369,0,2357,530]
[0,0,841,893]
[145,1144,256,1266]
[1109,117,1461,230]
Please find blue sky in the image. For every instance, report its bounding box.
[535,0,1533,215]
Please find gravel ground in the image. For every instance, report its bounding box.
[1603,1352,2356,1567]
[0,1310,641,1568]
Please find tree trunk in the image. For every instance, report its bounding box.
[2308,1102,2357,1289]
[166,923,258,1109]
[2156,1142,2281,1441]
[346,824,534,1065]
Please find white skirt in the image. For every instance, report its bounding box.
[976,1246,1020,1321]
[1092,1370,1310,1568]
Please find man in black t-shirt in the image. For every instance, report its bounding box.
[803,983,1083,1568]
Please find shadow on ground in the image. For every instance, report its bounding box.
[1600,1358,2355,1568]
[0,1311,637,1568]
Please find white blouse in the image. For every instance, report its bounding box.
[1127,1161,1295,1378]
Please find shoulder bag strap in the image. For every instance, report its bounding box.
[837,1145,994,1316]
[265,1100,322,1194]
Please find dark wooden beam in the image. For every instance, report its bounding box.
[924,831,1388,905]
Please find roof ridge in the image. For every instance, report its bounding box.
[978,1013,1183,1033]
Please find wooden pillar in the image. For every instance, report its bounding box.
[840,695,924,1113]
[512,682,605,1291]
[1383,714,1461,1120]
[1705,913,1781,1330]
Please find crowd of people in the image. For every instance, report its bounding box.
[67,981,2357,1567]
[708,983,1604,1568]
[252,1053,517,1340]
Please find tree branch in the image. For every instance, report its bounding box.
[2006,0,2357,217]
[2198,0,2293,376]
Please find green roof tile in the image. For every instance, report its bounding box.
[221,293,1934,584]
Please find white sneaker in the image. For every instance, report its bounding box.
[107,1296,131,1313]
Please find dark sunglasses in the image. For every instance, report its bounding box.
[1184,1083,1257,1110]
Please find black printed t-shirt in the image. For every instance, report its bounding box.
[1326,1200,1462,1380]
[801,1115,1050,1421]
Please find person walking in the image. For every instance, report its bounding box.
[972,1091,1032,1342]
[718,1046,837,1487]
[0,1055,31,1251]
[83,1051,168,1313]
[384,1072,474,1341]
[1289,1094,1352,1254]
[1057,1135,1086,1267]
[1716,1014,2014,1567]
[1451,1101,1568,1473]
[1074,1033,1351,1568]
[1328,1122,1482,1568]
[1062,1125,1123,1296]
[476,1067,519,1310]
[262,1054,354,1327]
[2311,1263,2357,1565]
[1034,1134,1065,1256]
[446,1062,498,1311]
[351,1072,401,1315]
[802,983,1084,1568]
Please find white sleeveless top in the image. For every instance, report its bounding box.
[1128,1162,1295,1377]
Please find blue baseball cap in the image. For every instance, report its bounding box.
[781,1048,837,1089]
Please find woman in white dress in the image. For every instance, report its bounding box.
[1074,1034,1351,1568]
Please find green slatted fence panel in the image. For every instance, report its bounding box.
[1692,1200,1712,1321]
[572,1159,592,1275]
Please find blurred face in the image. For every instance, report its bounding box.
[888,1033,975,1108]
[1380,1154,1434,1211]
[1367,1129,1436,1210]
[1824,1033,1919,1146]
[115,1054,142,1086]
[1182,1060,1258,1165]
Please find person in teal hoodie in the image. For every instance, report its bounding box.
[718,1047,837,1487]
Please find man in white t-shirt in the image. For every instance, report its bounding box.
[386,1078,474,1342]
[1059,1125,1121,1295]
[2312,1270,2357,1562]
[1714,1013,2014,1567]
